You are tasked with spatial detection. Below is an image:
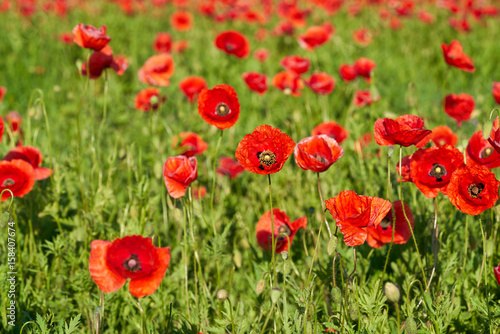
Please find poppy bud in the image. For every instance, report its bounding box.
[483,120,494,140]
[384,282,400,303]
[233,250,242,268]
[348,303,359,321]
[331,286,342,305]
[256,280,265,295]
[270,287,281,303]
[405,317,418,334]
[216,289,228,301]
[280,251,288,260]
[327,236,338,256]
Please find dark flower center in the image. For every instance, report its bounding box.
[429,163,447,182]
[2,178,15,187]
[314,154,328,163]
[123,254,142,272]
[276,224,292,242]
[480,147,494,159]
[380,217,392,230]
[468,183,485,199]
[257,150,277,169]
[215,102,230,116]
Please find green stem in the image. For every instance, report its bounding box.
[136,299,147,334]
[463,215,469,274]
[268,174,277,287]
[317,173,332,238]
[210,129,224,235]
[477,218,486,289]
[97,70,108,187]
[426,197,439,292]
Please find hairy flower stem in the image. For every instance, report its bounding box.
[462,215,469,273]
[477,218,486,289]
[426,197,439,292]
[96,70,108,187]
[210,129,223,233]
[317,173,332,238]
[399,146,428,288]
[269,174,277,287]
[136,299,147,334]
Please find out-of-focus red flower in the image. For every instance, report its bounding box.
[216,156,245,179]
[138,53,175,87]
[488,117,500,154]
[273,20,295,36]
[294,135,343,173]
[366,200,414,248]
[134,88,164,112]
[352,27,373,46]
[0,87,6,103]
[429,125,458,147]
[442,40,475,73]
[255,208,307,253]
[60,32,73,44]
[396,154,413,182]
[389,17,403,30]
[172,132,208,157]
[325,190,392,247]
[354,58,376,83]
[214,30,250,58]
[466,131,500,169]
[272,71,304,96]
[163,155,197,199]
[418,10,435,23]
[253,48,270,62]
[192,185,207,200]
[374,115,432,147]
[495,263,500,286]
[354,133,376,159]
[280,55,310,76]
[153,33,172,54]
[179,76,207,103]
[0,159,35,201]
[297,23,333,51]
[305,72,335,95]
[89,235,170,298]
[5,112,21,136]
[81,46,128,79]
[235,125,295,175]
[353,90,378,107]
[443,93,475,126]
[492,82,500,104]
[72,23,111,51]
[3,146,52,181]
[449,17,472,33]
[339,64,357,82]
[312,121,348,144]
[242,72,268,95]
[197,84,240,130]
[447,164,500,215]
[170,10,193,31]
[410,145,464,198]
[172,40,189,53]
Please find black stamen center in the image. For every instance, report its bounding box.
[480,147,494,159]
[276,224,292,242]
[468,183,484,199]
[429,163,447,182]
[215,102,230,116]
[2,178,15,187]
[380,217,392,230]
[257,150,277,169]
[123,254,142,272]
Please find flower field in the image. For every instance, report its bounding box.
[1,0,500,333]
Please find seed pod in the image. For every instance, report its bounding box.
[348,303,359,321]
[405,316,417,334]
[331,286,342,305]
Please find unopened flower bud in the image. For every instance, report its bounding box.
[216,289,228,301]
[405,316,417,334]
[256,280,265,295]
[270,287,281,303]
[384,282,400,303]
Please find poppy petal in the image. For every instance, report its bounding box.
[89,240,127,293]
[129,247,171,298]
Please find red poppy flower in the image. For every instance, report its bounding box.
[311,121,348,144]
[366,200,414,248]
[0,159,35,201]
[170,11,193,31]
[138,53,175,87]
[429,125,458,147]
[305,72,335,95]
[273,20,295,36]
[3,146,52,181]
[172,132,208,157]
[214,30,250,59]
[466,131,500,169]
[255,208,307,253]
[163,155,197,199]
[280,55,310,76]
[495,263,500,286]
[60,32,73,44]
[192,185,207,200]
[89,235,170,298]
[339,64,357,82]
[374,115,432,147]
[492,82,500,104]
[447,165,500,215]
[72,23,111,51]
[81,46,128,79]
[441,40,475,73]
[353,90,378,107]
[242,72,268,95]
[272,71,304,96]
[488,117,500,154]
[235,125,295,175]
[418,10,435,23]
[197,84,240,130]
[449,17,471,34]
[253,48,270,62]
[172,40,189,54]
[410,145,464,198]
[389,17,403,30]
[443,93,475,126]
[5,112,21,136]
[294,135,344,173]
[178,76,207,104]
[325,190,392,247]
[134,88,165,112]
[216,156,245,179]
[354,133,378,159]
[396,154,413,182]
[152,32,172,54]
[354,58,376,83]
[297,23,333,51]
[352,27,373,46]
[0,86,6,103]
